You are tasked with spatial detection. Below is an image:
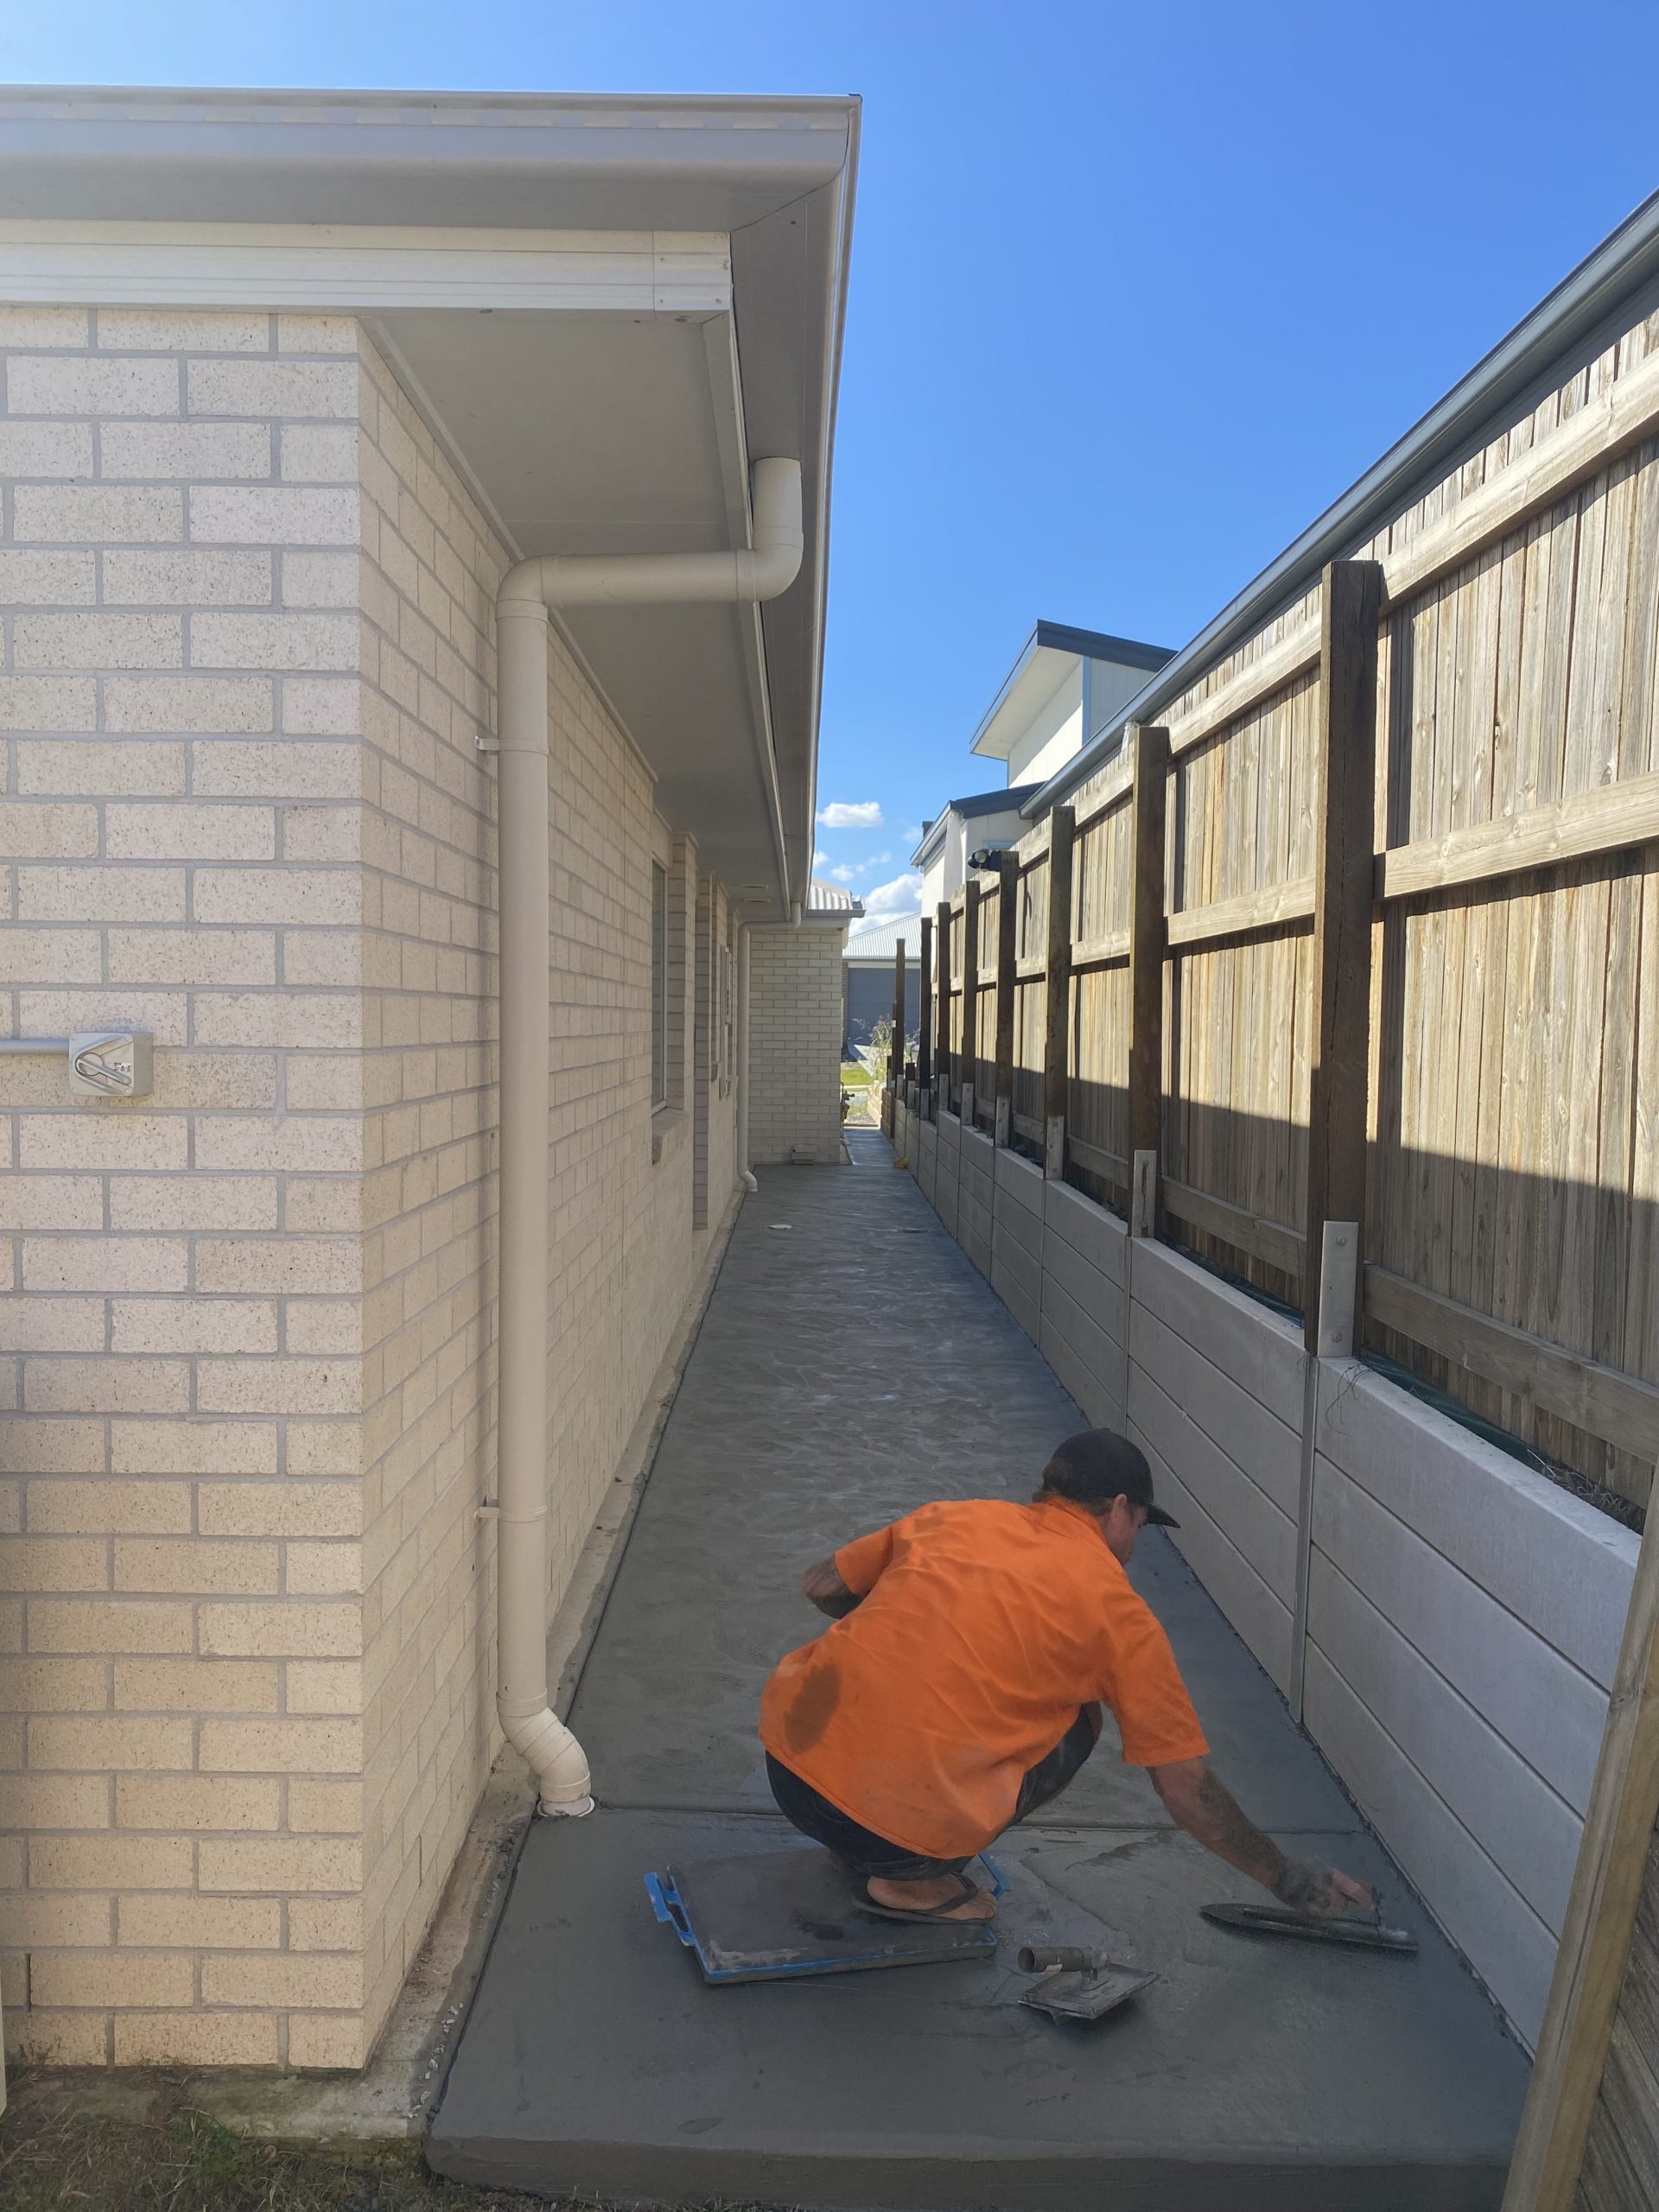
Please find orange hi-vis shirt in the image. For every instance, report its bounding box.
[758,1496,1209,1859]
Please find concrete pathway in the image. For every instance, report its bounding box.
[429,1134,1529,2209]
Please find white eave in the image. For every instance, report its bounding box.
[0,86,861,922]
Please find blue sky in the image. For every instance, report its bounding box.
[8,4,1659,925]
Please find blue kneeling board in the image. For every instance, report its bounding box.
[645,1846,1007,1985]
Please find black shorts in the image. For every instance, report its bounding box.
[765,1703,1101,1881]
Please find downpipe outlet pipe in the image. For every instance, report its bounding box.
[735,925,757,1193]
[493,460,803,1815]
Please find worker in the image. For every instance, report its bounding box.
[759,1426,1375,1924]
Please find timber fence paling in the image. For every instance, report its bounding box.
[932,333,1659,1516]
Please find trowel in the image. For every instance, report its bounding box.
[1016,1943,1158,2023]
[1199,1898,1418,1955]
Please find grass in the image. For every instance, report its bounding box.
[839,1062,874,1088]
[0,2085,784,2212]
[0,2093,541,2212]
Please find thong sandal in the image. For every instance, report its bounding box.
[858,1872,990,1923]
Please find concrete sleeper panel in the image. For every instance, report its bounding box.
[1307,1551,1583,1934]
[1129,1363,1297,1605]
[1128,1299,1302,1519]
[1131,1237,1306,1428]
[1303,1649,1555,2049]
[1310,1458,1611,1815]
[1314,1360,1637,1688]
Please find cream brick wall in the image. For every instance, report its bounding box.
[747,924,849,1165]
[0,304,741,2068]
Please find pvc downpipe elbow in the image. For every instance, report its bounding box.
[500,1701,594,1819]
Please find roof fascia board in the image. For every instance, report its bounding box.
[0,218,732,311]
[1028,182,1659,819]
[1031,619,1176,670]
[0,88,858,232]
[776,99,860,912]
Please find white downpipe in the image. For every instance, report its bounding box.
[736,925,757,1193]
[493,461,802,1814]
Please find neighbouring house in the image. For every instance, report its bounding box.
[0,85,857,2072]
[841,916,918,1055]
[747,880,862,1164]
[912,620,1173,911]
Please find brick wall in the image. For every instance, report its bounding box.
[748,923,848,1165]
[0,304,741,2067]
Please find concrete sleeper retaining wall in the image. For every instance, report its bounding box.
[893,1096,1640,2052]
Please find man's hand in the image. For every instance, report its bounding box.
[801,1556,861,1618]
[1272,1856,1376,1916]
[1149,1758,1373,1913]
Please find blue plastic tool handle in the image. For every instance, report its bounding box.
[644,1870,696,1946]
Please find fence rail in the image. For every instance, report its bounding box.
[903,341,1659,1516]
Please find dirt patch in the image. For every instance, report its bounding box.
[0,2081,791,2212]
[0,2091,539,2212]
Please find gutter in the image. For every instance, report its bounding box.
[1027,181,1659,820]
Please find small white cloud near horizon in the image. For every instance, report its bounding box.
[854,850,893,873]
[817,799,884,830]
[811,848,832,871]
[826,862,859,884]
[861,871,924,925]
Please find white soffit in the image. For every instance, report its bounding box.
[969,646,1078,760]
[0,219,732,312]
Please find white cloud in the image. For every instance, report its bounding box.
[812,849,832,871]
[862,871,924,924]
[817,800,884,830]
[901,823,925,844]
[855,850,893,873]
[827,862,859,884]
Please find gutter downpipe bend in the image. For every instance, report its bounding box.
[493,461,803,1814]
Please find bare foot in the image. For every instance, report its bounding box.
[865,1872,995,1922]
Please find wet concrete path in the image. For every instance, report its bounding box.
[429,1135,1529,2209]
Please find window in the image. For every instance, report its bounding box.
[651,861,669,1109]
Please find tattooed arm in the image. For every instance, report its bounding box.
[1149,1758,1374,1913]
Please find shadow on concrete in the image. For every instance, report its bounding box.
[429,1129,1529,2209]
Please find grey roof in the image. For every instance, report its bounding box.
[844,916,921,963]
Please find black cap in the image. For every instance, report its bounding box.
[1039,1427,1179,1528]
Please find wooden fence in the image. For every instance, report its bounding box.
[918,321,1659,1522]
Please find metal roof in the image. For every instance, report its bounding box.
[805,879,863,919]
[844,917,922,963]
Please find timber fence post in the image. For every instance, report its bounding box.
[887,938,906,1138]
[961,876,982,1130]
[935,899,952,1117]
[1304,557,1383,1352]
[1127,723,1169,1236]
[1043,805,1075,1179]
[918,915,933,1113]
[994,851,1018,1147]
[1289,556,1382,1724]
